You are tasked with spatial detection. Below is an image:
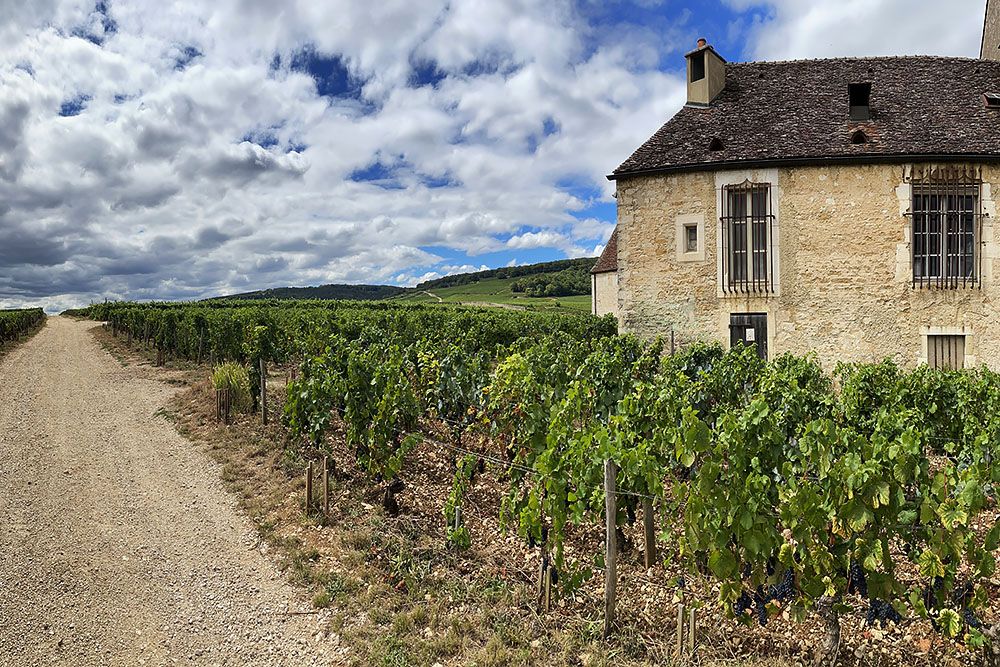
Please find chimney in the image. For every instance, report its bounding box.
[984,0,1000,60]
[685,39,726,106]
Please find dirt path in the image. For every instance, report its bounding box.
[0,317,336,666]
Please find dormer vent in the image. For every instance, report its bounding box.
[685,40,726,106]
[708,137,724,151]
[691,51,706,82]
[850,129,868,145]
[985,92,1000,108]
[849,83,871,121]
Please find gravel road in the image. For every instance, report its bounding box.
[0,317,337,666]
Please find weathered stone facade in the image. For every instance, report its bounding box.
[616,163,1000,368]
[591,271,618,317]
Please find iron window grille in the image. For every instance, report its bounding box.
[907,166,984,289]
[927,334,966,371]
[720,181,775,294]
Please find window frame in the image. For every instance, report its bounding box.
[684,223,698,253]
[909,168,982,289]
[720,181,775,294]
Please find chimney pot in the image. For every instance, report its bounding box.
[697,38,707,48]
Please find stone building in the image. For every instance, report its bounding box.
[602,17,1000,370]
[591,228,619,317]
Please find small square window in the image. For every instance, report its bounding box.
[684,224,698,252]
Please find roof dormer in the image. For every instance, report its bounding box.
[685,39,726,107]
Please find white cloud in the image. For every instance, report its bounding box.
[0,0,689,308]
[3,0,982,309]
[729,0,984,61]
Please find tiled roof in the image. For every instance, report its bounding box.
[591,228,617,274]
[612,56,1000,178]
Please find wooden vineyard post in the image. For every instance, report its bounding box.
[259,358,268,426]
[215,388,221,422]
[305,461,314,513]
[676,603,685,658]
[322,456,330,516]
[544,563,553,612]
[688,607,696,655]
[537,526,549,612]
[156,347,164,367]
[642,497,657,568]
[223,387,231,425]
[603,459,618,639]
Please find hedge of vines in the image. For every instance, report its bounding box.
[285,322,1000,657]
[84,299,1000,657]
[0,307,45,344]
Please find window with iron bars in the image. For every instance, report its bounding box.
[720,181,775,293]
[909,168,983,289]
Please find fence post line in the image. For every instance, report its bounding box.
[603,459,618,639]
[642,497,657,569]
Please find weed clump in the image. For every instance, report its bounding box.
[211,362,251,412]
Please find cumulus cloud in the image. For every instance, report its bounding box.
[0,0,692,309]
[729,0,984,61]
[0,0,983,310]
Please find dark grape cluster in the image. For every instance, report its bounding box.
[753,588,769,626]
[732,570,796,626]
[963,607,983,630]
[922,576,944,610]
[865,599,902,626]
[847,561,868,597]
[771,569,796,602]
[734,590,754,615]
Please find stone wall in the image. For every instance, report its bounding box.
[592,271,618,318]
[615,163,1000,368]
[984,0,1000,61]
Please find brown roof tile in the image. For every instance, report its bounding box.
[612,56,1000,177]
[591,228,617,274]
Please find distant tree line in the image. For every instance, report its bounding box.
[221,284,406,301]
[510,265,591,297]
[415,257,596,291]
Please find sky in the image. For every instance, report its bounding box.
[0,0,990,310]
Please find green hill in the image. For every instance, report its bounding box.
[215,257,598,313]
[395,275,593,312]
[219,284,406,301]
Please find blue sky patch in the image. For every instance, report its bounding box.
[288,47,365,99]
[174,46,202,70]
[409,58,448,88]
[59,95,91,117]
[348,161,406,190]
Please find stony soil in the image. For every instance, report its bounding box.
[0,317,336,667]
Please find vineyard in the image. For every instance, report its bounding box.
[0,307,45,348]
[80,299,1000,666]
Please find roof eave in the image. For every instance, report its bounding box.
[607,153,1000,181]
